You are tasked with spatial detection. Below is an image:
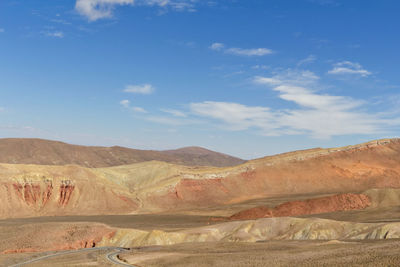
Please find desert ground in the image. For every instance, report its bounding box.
[1,138,400,266]
[4,240,400,266]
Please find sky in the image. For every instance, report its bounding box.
[0,0,400,159]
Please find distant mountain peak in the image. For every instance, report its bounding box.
[0,138,245,168]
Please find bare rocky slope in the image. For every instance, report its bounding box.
[2,138,400,257]
[229,193,372,220]
[0,138,245,167]
[3,217,400,254]
[0,138,400,219]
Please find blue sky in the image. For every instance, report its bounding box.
[0,0,399,159]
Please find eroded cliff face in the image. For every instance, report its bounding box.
[148,139,400,211]
[13,182,50,207]
[229,193,372,220]
[4,217,400,254]
[59,181,75,206]
[0,223,116,254]
[0,139,400,218]
[0,164,138,219]
[10,180,76,209]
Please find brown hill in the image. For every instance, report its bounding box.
[0,138,245,168]
[156,138,400,208]
[229,193,372,220]
[0,138,400,219]
[163,146,244,167]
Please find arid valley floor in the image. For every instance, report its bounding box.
[1,138,400,266]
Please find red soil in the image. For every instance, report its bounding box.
[0,224,116,254]
[13,182,53,207]
[59,182,75,206]
[230,193,371,220]
[154,140,400,210]
[12,181,74,207]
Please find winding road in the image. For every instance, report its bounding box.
[9,247,134,267]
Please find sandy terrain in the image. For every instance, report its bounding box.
[119,240,400,267]
[229,193,372,220]
[0,138,400,219]
[1,138,400,266]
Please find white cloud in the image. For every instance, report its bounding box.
[252,65,270,70]
[209,42,225,51]
[160,108,187,117]
[328,61,371,77]
[145,114,202,126]
[191,101,277,132]
[120,99,148,113]
[226,47,273,56]
[50,18,72,25]
[209,42,274,57]
[123,84,155,94]
[44,31,65,38]
[254,69,319,87]
[76,0,198,21]
[76,0,134,21]
[253,77,282,86]
[0,28,4,33]
[188,70,398,138]
[297,55,316,66]
[120,99,130,108]
[274,84,363,111]
[132,106,148,113]
[146,116,186,125]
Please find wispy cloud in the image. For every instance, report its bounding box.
[50,18,72,25]
[209,42,224,51]
[191,101,276,132]
[297,55,316,66]
[120,99,130,108]
[76,0,199,21]
[188,70,398,138]
[44,31,65,38]
[226,47,273,56]
[254,69,319,87]
[120,99,148,113]
[123,84,155,94]
[146,116,187,125]
[76,0,134,21]
[308,0,339,6]
[210,42,274,57]
[132,106,148,113]
[328,61,371,77]
[0,28,4,33]
[252,65,270,70]
[160,108,187,117]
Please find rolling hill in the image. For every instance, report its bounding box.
[0,138,245,168]
[0,138,399,219]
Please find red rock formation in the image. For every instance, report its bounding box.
[42,182,53,206]
[230,193,371,220]
[12,181,53,207]
[23,184,41,205]
[12,183,23,200]
[0,224,116,255]
[59,182,75,206]
[2,248,38,254]
[153,140,400,211]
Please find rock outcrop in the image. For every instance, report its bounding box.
[151,138,400,211]
[229,193,371,220]
[0,165,138,218]
[3,217,400,254]
[0,138,400,218]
